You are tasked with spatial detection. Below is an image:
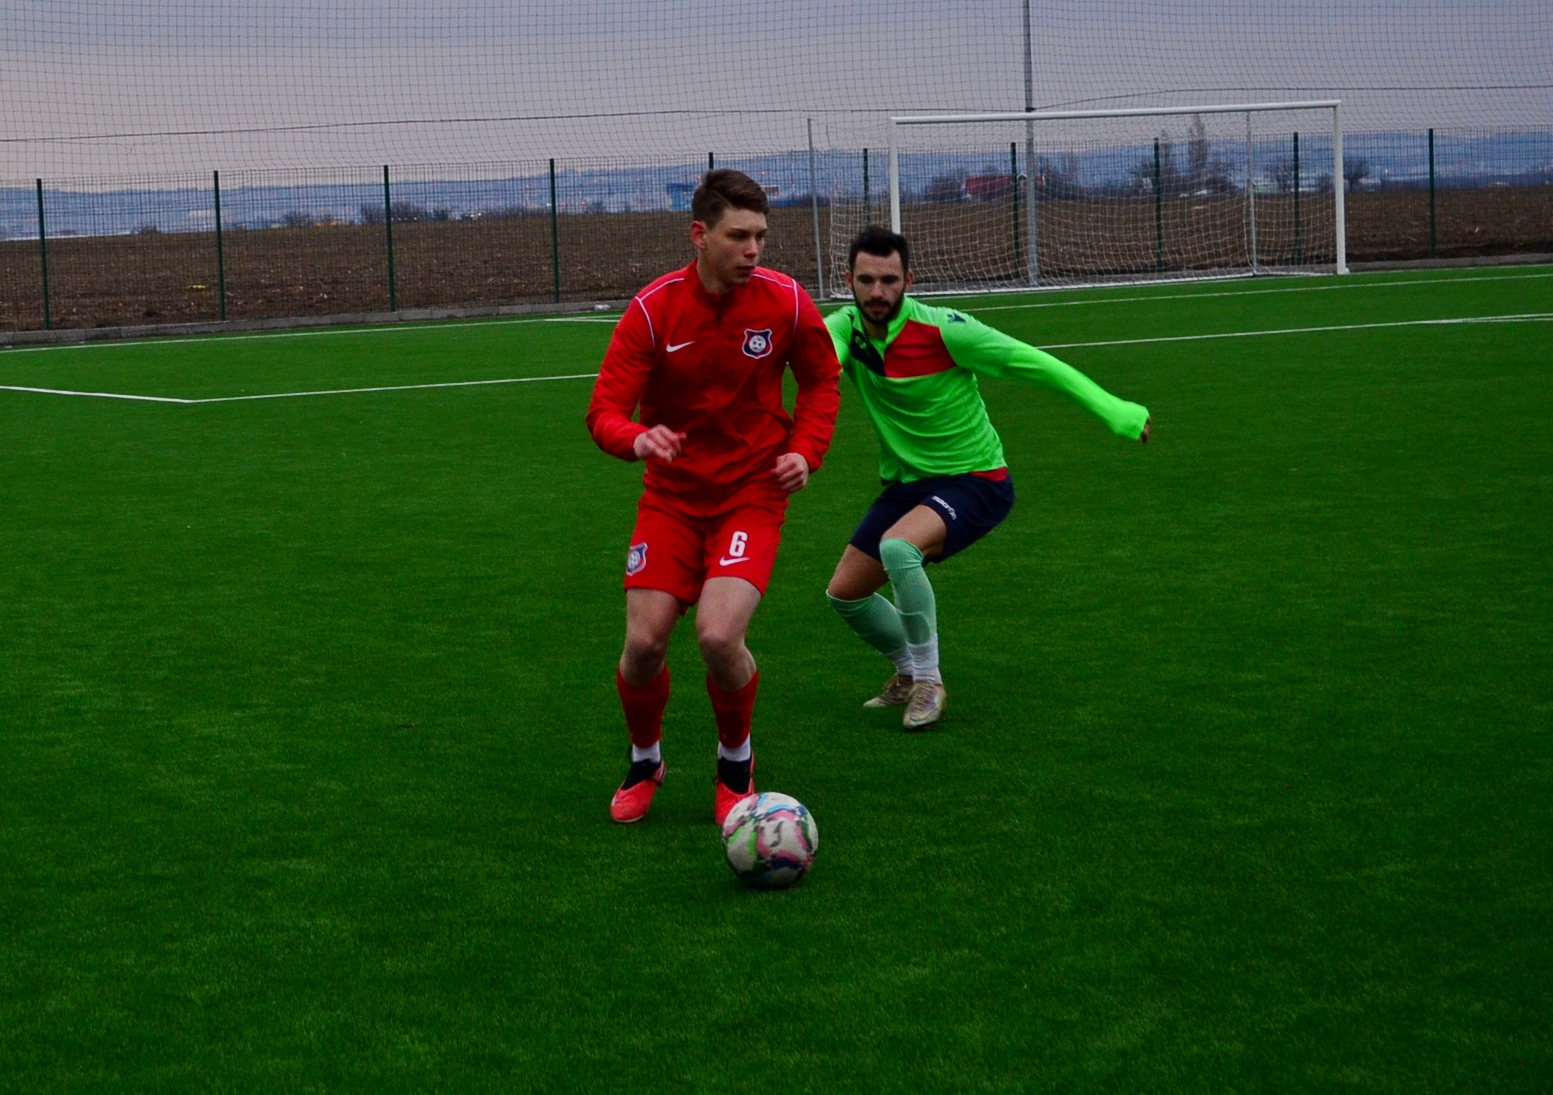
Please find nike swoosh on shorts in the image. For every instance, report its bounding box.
[667,341,694,352]
[717,556,751,566]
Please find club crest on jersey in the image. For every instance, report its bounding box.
[626,542,648,576]
[742,328,773,359]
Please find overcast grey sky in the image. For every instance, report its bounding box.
[3,1,1548,177]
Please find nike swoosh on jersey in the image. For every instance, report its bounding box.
[666,340,694,352]
[717,555,751,566]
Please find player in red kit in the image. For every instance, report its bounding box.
[586,169,841,825]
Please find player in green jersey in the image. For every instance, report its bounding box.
[824,226,1150,729]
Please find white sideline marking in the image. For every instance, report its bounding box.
[3,313,1548,405]
[4,268,1546,356]
[2,313,620,355]
[0,385,192,404]
[1041,312,1553,350]
[0,372,598,405]
[974,269,1553,314]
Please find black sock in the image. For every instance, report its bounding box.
[717,756,751,794]
[621,756,661,788]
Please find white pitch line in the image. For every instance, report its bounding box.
[973,269,1553,314]
[189,371,599,403]
[1041,312,1553,350]
[0,372,598,405]
[1,312,621,355]
[4,267,1547,356]
[0,384,193,403]
[4,312,1548,404]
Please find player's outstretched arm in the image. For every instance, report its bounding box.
[943,314,1150,442]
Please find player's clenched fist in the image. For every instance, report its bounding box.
[633,425,688,463]
[771,452,810,493]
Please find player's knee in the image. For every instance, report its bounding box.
[878,536,925,578]
[696,622,745,668]
[623,627,670,668]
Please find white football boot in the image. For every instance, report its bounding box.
[902,680,947,731]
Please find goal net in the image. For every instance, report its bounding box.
[828,102,1346,294]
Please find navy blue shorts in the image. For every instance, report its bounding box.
[849,472,1016,563]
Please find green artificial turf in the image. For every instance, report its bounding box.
[1,268,1550,1092]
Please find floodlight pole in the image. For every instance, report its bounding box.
[888,119,901,234]
[1246,111,1259,273]
[808,118,825,298]
[1022,0,1038,285]
[1333,101,1348,274]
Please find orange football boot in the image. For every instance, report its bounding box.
[610,759,665,823]
[713,754,756,826]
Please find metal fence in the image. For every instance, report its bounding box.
[2,129,1550,332]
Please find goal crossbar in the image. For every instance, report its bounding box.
[886,100,1347,280]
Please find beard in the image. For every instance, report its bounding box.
[855,289,906,324]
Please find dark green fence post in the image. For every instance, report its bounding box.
[1153,139,1164,272]
[862,148,870,223]
[549,159,561,305]
[1293,132,1302,265]
[708,152,715,172]
[1428,128,1437,259]
[213,170,227,321]
[35,179,51,330]
[1010,142,1021,280]
[382,165,397,312]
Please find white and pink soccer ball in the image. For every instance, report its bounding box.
[720,792,818,889]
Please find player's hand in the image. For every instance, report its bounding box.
[1139,415,1151,444]
[772,452,810,493]
[633,426,687,463]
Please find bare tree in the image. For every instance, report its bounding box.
[1035,153,1083,200]
[1343,158,1372,192]
[1186,114,1210,193]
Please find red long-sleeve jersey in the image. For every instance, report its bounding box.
[586,261,841,515]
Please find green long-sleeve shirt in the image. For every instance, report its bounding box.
[825,296,1149,483]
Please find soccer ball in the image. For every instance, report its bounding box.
[721,792,818,889]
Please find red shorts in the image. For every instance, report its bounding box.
[624,489,788,604]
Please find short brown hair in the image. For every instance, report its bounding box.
[692,169,769,227]
[849,225,910,273]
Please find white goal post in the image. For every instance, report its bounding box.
[847,100,1348,292]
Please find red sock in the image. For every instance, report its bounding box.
[617,666,670,749]
[706,671,758,750]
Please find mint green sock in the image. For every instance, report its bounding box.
[827,592,910,671]
[878,538,937,644]
[879,537,942,682]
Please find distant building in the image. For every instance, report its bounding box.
[666,183,695,212]
[965,174,1013,201]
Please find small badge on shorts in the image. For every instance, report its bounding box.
[626,542,648,576]
[742,328,773,359]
